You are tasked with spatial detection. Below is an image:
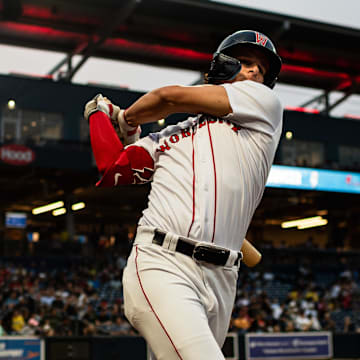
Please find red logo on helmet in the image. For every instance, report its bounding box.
[256,32,268,46]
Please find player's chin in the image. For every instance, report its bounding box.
[227,75,262,84]
[247,76,264,84]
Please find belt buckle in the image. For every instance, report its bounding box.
[192,244,209,263]
[192,244,228,266]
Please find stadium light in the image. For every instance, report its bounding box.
[32,232,40,242]
[8,99,16,110]
[281,216,323,229]
[52,208,66,216]
[32,201,64,215]
[71,202,85,211]
[297,218,328,230]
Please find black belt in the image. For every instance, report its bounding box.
[152,230,242,267]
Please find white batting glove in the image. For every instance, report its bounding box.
[117,110,141,145]
[84,94,110,120]
[84,94,141,145]
[101,97,141,145]
[84,94,123,139]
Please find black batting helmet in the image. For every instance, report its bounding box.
[206,30,282,88]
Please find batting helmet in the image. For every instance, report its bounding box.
[206,30,282,88]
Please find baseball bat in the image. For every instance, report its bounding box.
[241,239,262,267]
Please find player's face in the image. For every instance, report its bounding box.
[226,47,270,84]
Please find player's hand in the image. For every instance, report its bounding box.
[84,94,140,145]
[102,97,141,145]
[84,94,122,139]
[84,94,112,120]
[117,109,141,145]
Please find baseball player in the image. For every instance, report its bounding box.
[84,30,283,360]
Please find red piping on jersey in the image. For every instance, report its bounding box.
[135,246,183,360]
[207,122,217,243]
[187,131,196,237]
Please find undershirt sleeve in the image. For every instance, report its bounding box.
[89,111,155,187]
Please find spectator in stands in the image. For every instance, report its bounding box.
[25,315,40,335]
[294,309,312,331]
[283,318,296,332]
[303,300,319,322]
[308,313,322,331]
[95,308,112,334]
[109,304,121,323]
[235,290,250,308]
[52,292,65,310]
[4,291,19,308]
[0,318,6,336]
[40,288,55,306]
[288,287,300,301]
[64,294,78,318]
[248,311,267,332]
[270,321,281,332]
[257,291,273,316]
[329,279,341,300]
[343,315,356,333]
[278,308,295,332]
[320,311,336,331]
[43,307,62,334]
[304,283,319,303]
[42,319,54,336]
[108,316,133,336]
[0,250,358,338]
[270,300,284,321]
[230,307,252,333]
[80,305,98,335]
[11,309,25,334]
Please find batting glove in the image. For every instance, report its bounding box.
[84,94,123,139]
[117,110,141,145]
[100,96,141,145]
[84,94,110,119]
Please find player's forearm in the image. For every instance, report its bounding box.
[125,84,231,126]
[89,111,124,174]
[125,87,179,126]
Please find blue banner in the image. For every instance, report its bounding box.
[245,332,332,360]
[266,165,360,194]
[5,212,27,229]
[0,337,43,360]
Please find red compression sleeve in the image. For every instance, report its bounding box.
[89,111,123,174]
[89,111,154,187]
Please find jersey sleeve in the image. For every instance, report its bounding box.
[221,80,283,136]
[89,111,155,187]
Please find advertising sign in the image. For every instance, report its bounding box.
[0,144,35,166]
[0,337,43,360]
[5,212,27,229]
[245,332,332,360]
[267,165,360,194]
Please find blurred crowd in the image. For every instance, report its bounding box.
[0,255,135,337]
[230,264,360,334]
[0,251,359,337]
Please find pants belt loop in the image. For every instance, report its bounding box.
[166,233,178,253]
[224,250,237,269]
[160,232,171,251]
